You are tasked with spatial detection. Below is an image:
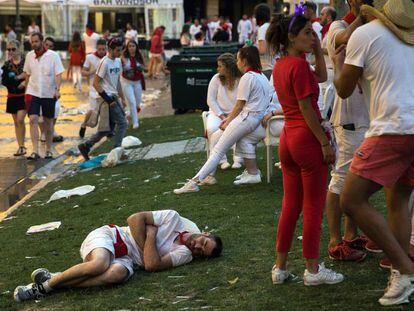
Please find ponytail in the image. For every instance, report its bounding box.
[266,13,309,56]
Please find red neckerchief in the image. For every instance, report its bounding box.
[175,231,189,245]
[311,17,320,23]
[34,47,47,59]
[246,67,262,74]
[86,28,94,37]
[94,51,105,59]
[342,12,356,25]
[321,22,332,41]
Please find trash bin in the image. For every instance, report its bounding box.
[167,55,218,112]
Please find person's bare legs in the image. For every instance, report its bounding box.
[340,172,414,274]
[12,110,26,148]
[29,114,39,154]
[326,191,359,248]
[66,264,128,288]
[243,158,259,175]
[48,248,112,289]
[43,117,54,153]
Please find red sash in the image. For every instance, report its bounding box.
[108,224,128,258]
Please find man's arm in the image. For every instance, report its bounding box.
[143,225,173,272]
[127,211,155,251]
[54,73,62,99]
[332,45,363,99]
[334,17,362,48]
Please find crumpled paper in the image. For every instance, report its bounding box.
[47,185,95,203]
[26,221,61,234]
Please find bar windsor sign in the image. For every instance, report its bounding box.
[93,0,159,6]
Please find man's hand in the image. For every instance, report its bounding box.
[54,89,61,100]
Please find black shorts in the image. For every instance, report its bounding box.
[27,96,56,118]
[6,96,26,114]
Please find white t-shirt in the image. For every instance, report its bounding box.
[83,54,102,98]
[207,73,238,116]
[125,29,138,43]
[237,71,271,115]
[312,21,323,41]
[257,23,273,71]
[96,56,122,96]
[208,21,220,36]
[116,210,201,268]
[24,50,64,98]
[83,32,101,54]
[238,19,252,38]
[327,20,369,129]
[345,19,414,137]
[190,24,202,38]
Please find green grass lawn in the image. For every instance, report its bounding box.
[0,113,406,310]
[92,113,204,155]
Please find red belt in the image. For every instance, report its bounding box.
[108,224,128,258]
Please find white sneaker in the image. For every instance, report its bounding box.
[379,269,414,306]
[271,265,290,284]
[220,162,231,170]
[303,263,344,286]
[173,180,199,194]
[235,169,248,180]
[234,172,261,185]
[231,162,243,169]
[132,124,139,129]
[198,175,217,186]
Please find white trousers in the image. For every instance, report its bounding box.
[121,78,142,127]
[239,34,249,44]
[207,113,242,164]
[235,119,284,159]
[195,112,262,181]
[72,66,82,88]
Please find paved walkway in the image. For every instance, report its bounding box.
[0,74,173,211]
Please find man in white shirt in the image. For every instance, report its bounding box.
[254,4,273,79]
[79,39,108,138]
[189,19,202,39]
[24,32,64,160]
[14,210,223,301]
[304,1,323,40]
[237,14,253,44]
[208,16,220,38]
[83,23,101,55]
[125,23,138,43]
[333,0,414,305]
[78,38,127,161]
[325,1,370,263]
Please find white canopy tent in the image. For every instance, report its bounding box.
[84,0,184,39]
[0,0,184,39]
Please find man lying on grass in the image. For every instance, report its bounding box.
[14,210,223,302]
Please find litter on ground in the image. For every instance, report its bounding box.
[47,185,95,203]
[26,221,62,234]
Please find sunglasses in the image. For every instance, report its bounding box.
[7,48,17,52]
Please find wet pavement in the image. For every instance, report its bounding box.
[0,71,173,212]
